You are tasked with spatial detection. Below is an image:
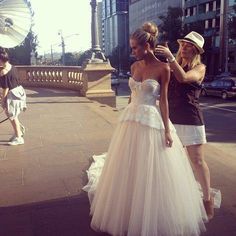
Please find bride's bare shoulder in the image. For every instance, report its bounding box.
[131,60,144,74]
[131,60,143,68]
[154,61,170,72]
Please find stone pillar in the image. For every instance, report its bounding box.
[81,0,116,107]
[89,0,106,63]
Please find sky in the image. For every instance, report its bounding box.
[30,0,98,55]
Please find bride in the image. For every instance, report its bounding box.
[83,22,208,236]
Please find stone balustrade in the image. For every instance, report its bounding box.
[16,64,116,107]
[16,66,86,95]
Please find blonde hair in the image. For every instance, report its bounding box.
[176,45,202,69]
[131,22,158,49]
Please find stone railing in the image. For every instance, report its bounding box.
[16,66,87,96]
[16,64,116,107]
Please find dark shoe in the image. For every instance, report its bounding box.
[203,196,214,220]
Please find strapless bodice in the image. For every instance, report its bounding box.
[129,77,160,106]
[119,77,175,131]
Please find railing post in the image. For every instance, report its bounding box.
[82,63,116,107]
[62,67,68,84]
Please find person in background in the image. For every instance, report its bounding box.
[0,47,26,145]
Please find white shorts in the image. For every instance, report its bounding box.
[174,124,207,146]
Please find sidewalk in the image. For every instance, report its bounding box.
[0,87,235,236]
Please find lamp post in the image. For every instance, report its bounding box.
[89,0,106,63]
[58,30,65,65]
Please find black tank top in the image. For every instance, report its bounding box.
[0,66,20,90]
[168,68,204,126]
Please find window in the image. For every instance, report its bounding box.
[212,18,216,27]
[213,1,216,11]
[229,0,236,6]
[206,3,209,12]
[188,8,191,16]
[216,0,221,9]
[199,4,205,14]
[223,81,233,87]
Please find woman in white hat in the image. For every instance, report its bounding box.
[156,31,219,220]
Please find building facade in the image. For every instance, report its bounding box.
[183,0,236,75]
[101,0,129,58]
[129,0,183,34]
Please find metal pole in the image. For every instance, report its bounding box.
[90,0,101,52]
[219,0,229,73]
[61,36,65,65]
[58,30,65,65]
[51,45,54,64]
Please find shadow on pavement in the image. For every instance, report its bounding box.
[0,193,109,236]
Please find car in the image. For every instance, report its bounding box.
[111,72,120,95]
[215,72,233,80]
[201,77,236,99]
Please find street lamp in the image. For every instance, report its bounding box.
[89,0,106,63]
[58,30,65,65]
[57,31,79,65]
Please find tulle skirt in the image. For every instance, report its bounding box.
[83,120,208,236]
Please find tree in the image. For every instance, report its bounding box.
[228,3,236,42]
[77,50,92,66]
[158,7,183,52]
[9,30,38,65]
[107,45,130,72]
[59,52,79,66]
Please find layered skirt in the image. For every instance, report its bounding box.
[83,104,213,236]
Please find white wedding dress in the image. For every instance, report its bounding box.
[83,78,217,236]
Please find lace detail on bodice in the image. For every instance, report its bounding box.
[119,78,175,131]
[129,78,160,106]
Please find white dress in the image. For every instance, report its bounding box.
[83,78,209,236]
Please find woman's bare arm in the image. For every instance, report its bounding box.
[169,62,206,83]
[159,65,170,133]
[156,45,206,83]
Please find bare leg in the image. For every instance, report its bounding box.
[186,144,211,201]
[9,117,22,138]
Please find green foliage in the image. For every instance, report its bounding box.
[77,50,92,66]
[8,30,38,65]
[158,7,183,52]
[107,45,130,72]
[59,52,78,66]
[229,1,236,40]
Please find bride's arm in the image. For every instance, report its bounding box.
[159,65,173,147]
[128,63,136,104]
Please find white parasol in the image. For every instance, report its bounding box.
[0,0,32,48]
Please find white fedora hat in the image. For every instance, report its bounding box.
[177,31,205,54]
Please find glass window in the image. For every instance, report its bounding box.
[223,81,233,86]
[229,0,236,6]
[216,81,224,86]
[206,3,209,12]
[199,4,205,14]
[106,0,111,17]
